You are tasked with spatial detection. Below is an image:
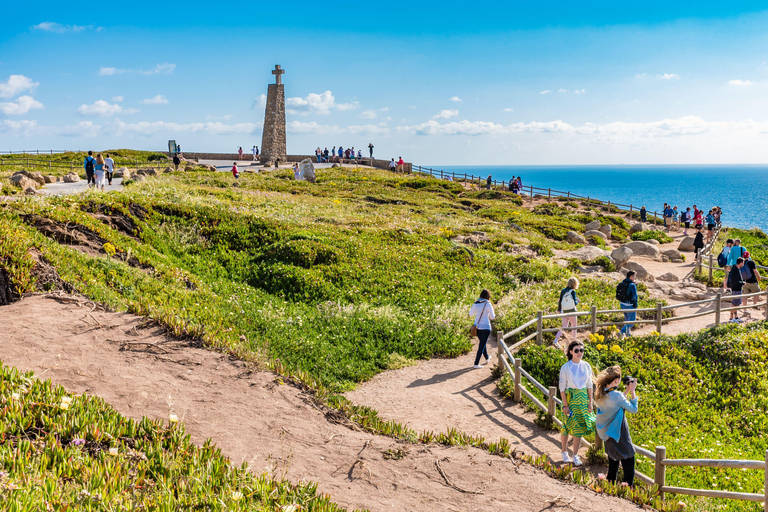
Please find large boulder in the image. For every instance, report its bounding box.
[623,261,654,281]
[28,172,46,186]
[113,167,128,178]
[678,237,696,252]
[43,175,58,184]
[9,174,36,189]
[663,249,684,261]
[623,240,661,260]
[611,247,633,268]
[299,158,316,183]
[62,173,80,183]
[598,224,612,237]
[657,272,680,282]
[629,223,649,234]
[585,220,601,231]
[647,239,661,246]
[566,231,588,245]
[564,246,611,262]
[585,229,608,241]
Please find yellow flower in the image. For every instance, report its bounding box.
[649,331,660,337]
[103,242,116,257]
[610,345,623,354]
[60,396,73,410]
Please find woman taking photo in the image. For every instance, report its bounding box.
[595,365,639,486]
[554,277,580,350]
[559,340,595,466]
[468,289,496,369]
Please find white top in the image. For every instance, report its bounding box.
[252,147,257,155]
[468,299,496,330]
[104,157,115,171]
[559,360,593,391]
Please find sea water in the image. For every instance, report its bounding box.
[434,165,768,232]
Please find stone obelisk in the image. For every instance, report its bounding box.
[260,65,287,166]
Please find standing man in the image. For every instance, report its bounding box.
[741,251,763,307]
[252,146,258,161]
[639,206,647,223]
[727,258,746,323]
[616,271,638,338]
[338,146,344,160]
[83,151,96,188]
[663,204,674,232]
[389,158,397,172]
[104,153,115,186]
[397,156,405,173]
[368,143,374,159]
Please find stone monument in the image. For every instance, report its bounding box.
[260,65,287,166]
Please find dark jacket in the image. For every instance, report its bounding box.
[693,232,705,250]
[619,278,638,308]
[558,287,579,312]
[728,265,745,292]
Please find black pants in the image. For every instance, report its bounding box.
[607,456,635,486]
[107,172,113,185]
[86,171,94,185]
[474,329,491,365]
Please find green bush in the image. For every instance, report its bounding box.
[631,230,673,243]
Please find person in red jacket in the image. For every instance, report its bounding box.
[231,162,240,179]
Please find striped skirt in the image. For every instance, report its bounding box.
[561,388,596,437]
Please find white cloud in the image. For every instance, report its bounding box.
[539,90,551,95]
[0,119,257,138]
[558,88,568,93]
[657,73,681,80]
[433,109,459,119]
[0,119,39,136]
[728,79,754,86]
[360,110,377,119]
[112,96,124,102]
[141,95,168,105]
[449,96,462,102]
[77,100,124,116]
[285,91,357,115]
[31,22,93,33]
[635,73,647,79]
[0,96,44,115]
[99,63,176,76]
[400,120,507,136]
[574,89,586,95]
[206,114,233,120]
[0,75,39,99]
[503,107,514,112]
[252,94,267,109]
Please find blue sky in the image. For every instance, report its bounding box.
[3,1,768,164]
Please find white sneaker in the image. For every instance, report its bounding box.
[561,451,571,463]
[472,364,484,369]
[572,455,583,466]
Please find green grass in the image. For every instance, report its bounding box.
[631,230,674,244]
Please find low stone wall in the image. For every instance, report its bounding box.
[176,152,411,172]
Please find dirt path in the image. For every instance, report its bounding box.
[0,294,643,512]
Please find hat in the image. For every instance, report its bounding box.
[743,251,750,258]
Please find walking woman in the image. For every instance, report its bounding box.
[554,277,580,350]
[94,153,106,191]
[468,289,496,369]
[559,340,595,466]
[595,365,639,486]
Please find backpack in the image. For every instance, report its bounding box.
[560,290,576,311]
[85,157,94,173]
[717,252,727,268]
[616,281,630,303]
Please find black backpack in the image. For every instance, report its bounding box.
[85,157,94,173]
[616,281,630,303]
[717,252,727,268]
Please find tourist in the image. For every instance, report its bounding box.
[177,144,181,155]
[705,210,716,242]
[693,226,705,258]
[323,148,329,162]
[331,146,336,161]
[559,340,595,466]
[486,175,492,190]
[338,146,344,160]
[616,270,638,338]
[231,162,240,179]
[663,204,674,232]
[727,239,745,269]
[714,206,722,223]
[83,151,96,187]
[104,153,115,186]
[173,153,181,171]
[509,176,515,192]
[719,239,734,289]
[397,156,405,173]
[252,146,258,161]
[672,206,679,231]
[357,149,362,160]
[238,147,243,160]
[554,277,580,350]
[293,163,300,180]
[94,154,106,191]
[516,176,522,192]
[727,258,746,322]
[693,208,703,229]
[741,251,763,306]
[389,158,397,172]
[315,147,322,162]
[468,289,496,369]
[639,206,647,223]
[594,365,638,487]
[351,147,356,160]
[681,207,692,235]
[368,143,374,158]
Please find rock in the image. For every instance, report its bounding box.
[331,163,340,168]
[164,167,174,173]
[623,261,654,281]
[43,175,57,184]
[24,187,39,195]
[554,259,570,268]
[585,230,608,241]
[566,231,588,245]
[579,265,603,274]
[113,167,128,178]
[629,223,649,234]
[533,194,544,199]
[686,282,707,291]
[62,173,80,183]
[9,174,36,189]
[623,241,661,260]
[142,167,157,176]
[657,272,679,282]
[28,172,46,186]
[208,165,218,172]
[611,247,633,267]
[585,220,601,231]
[598,224,612,237]
[648,239,660,246]
[663,249,684,260]
[677,237,696,252]
[564,246,611,262]
[300,158,316,183]
[133,174,146,183]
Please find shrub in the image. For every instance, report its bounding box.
[586,255,616,272]
[631,230,673,243]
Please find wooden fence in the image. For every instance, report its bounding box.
[0,156,169,174]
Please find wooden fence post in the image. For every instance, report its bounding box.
[536,311,543,345]
[708,253,714,283]
[567,191,570,199]
[656,303,663,333]
[497,331,505,370]
[548,386,557,417]
[548,188,551,202]
[655,446,667,499]
[514,359,522,402]
[715,293,722,326]
[590,306,597,334]
[696,254,702,276]
[629,204,633,217]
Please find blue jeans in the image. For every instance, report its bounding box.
[620,303,636,335]
[474,329,491,365]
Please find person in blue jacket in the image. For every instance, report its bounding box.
[616,271,638,338]
[595,365,639,486]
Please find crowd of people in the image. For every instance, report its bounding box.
[82,151,115,191]
[315,143,375,163]
[719,238,763,322]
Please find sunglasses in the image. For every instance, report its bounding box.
[572,348,584,353]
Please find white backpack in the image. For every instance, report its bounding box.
[561,291,576,311]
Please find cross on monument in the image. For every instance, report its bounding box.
[272,65,285,85]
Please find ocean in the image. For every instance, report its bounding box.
[433,165,768,232]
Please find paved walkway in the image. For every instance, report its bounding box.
[41,178,124,195]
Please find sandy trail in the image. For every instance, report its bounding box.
[0,294,642,512]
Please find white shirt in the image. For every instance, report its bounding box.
[468,299,496,330]
[104,157,115,172]
[252,147,257,155]
[559,360,593,391]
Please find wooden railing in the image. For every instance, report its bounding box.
[696,225,768,282]
[495,289,768,507]
[0,156,169,174]
[0,150,69,155]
